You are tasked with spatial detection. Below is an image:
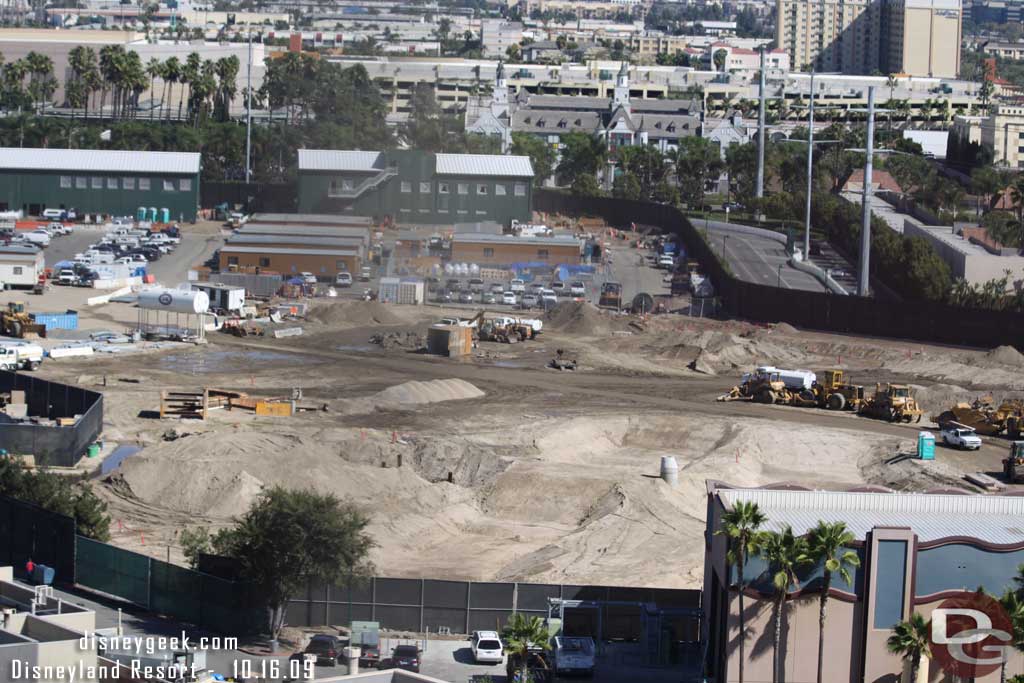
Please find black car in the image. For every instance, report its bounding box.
[434,288,453,303]
[304,634,343,667]
[390,645,420,673]
[128,248,160,262]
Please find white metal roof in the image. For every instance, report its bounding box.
[452,233,579,247]
[297,150,383,172]
[435,154,534,178]
[249,213,375,225]
[0,148,200,174]
[220,246,358,257]
[229,235,365,246]
[719,487,1024,545]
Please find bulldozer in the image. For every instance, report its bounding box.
[859,383,923,423]
[932,396,1024,438]
[718,368,794,404]
[0,302,46,339]
[790,369,866,411]
[598,282,622,309]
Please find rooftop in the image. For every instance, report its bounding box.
[452,233,580,247]
[238,225,371,239]
[0,148,200,174]
[297,150,383,173]
[435,153,534,178]
[249,213,375,226]
[220,246,359,257]
[718,485,1024,544]
[228,235,367,247]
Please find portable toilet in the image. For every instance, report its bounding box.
[136,206,147,221]
[918,431,935,460]
[160,207,170,223]
[148,207,158,222]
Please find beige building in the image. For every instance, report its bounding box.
[952,104,1024,168]
[775,0,961,76]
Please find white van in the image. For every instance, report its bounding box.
[41,208,64,220]
[21,230,51,247]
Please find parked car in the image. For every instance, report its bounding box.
[658,255,675,269]
[482,291,497,304]
[521,293,540,308]
[359,266,372,282]
[941,426,982,450]
[551,636,595,677]
[390,645,421,673]
[550,281,567,296]
[434,289,453,303]
[41,208,65,220]
[304,634,343,667]
[539,288,558,306]
[445,278,462,292]
[570,281,586,297]
[510,278,526,293]
[57,269,77,286]
[335,272,353,287]
[502,291,518,305]
[458,291,475,304]
[528,282,544,294]
[47,222,71,236]
[21,230,50,247]
[468,278,484,292]
[471,631,504,664]
[299,272,318,284]
[490,283,505,294]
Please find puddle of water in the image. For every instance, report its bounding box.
[101,445,141,475]
[336,345,374,352]
[157,350,306,373]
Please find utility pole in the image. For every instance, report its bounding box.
[804,71,815,261]
[245,29,253,184]
[756,47,766,206]
[858,86,876,298]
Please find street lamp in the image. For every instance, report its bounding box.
[777,263,783,288]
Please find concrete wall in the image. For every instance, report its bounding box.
[0,169,199,221]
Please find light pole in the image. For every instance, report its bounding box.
[245,29,253,184]
[858,86,876,298]
[756,47,766,205]
[804,70,815,261]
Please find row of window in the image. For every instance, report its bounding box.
[59,176,192,192]
[480,247,551,259]
[399,181,528,197]
[226,256,349,271]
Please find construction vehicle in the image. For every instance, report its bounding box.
[932,397,1024,438]
[598,282,622,309]
[549,349,577,371]
[718,367,796,404]
[0,303,46,338]
[859,383,923,423]
[1004,442,1024,483]
[789,369,866,411]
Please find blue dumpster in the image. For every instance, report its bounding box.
[918,431,935,460]
[32,564,55,585]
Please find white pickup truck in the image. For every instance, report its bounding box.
[551,637,595,677]
[0,343,44,371]
[941,426,982,450]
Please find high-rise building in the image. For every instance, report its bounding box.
[776,0,962,76]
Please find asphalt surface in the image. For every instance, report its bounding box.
[701,220,827,292]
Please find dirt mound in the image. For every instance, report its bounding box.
[986,345,1024,367]
[773,322,799,335]
[370,331,426,351]
[309,301,403,327]
[373,379,484,405]
[545,302,611,335]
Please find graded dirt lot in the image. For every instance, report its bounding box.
[26,290,1024,590]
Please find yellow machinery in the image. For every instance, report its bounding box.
[813,369,867,411]
[718,368,794,404]
[598,282,622,309]
[860,383,923,423]
[1004,441,1024,483]
[932,397,1024,438]
[0,302,46,338]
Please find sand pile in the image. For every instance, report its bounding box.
[773,322,799,335]
[373,379,484,405]
[986,345,1024,367]
[544,302,611,335]
[309,301,403,327]
[661,329,803,372]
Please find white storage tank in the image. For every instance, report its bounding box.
[138,287,209,314]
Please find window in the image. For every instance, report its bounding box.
[123,177,135,190]
[537,249,549,260]
[59,176,71,189]
[259,257,270,267]
[139,178,151,191]
[873,540,907,629]
[227,256,239,266]
[458,183,469,195]
[495,184,507,196]
[91,177,103,189]
[341,178,355,191]
[107,178,118,190]
[439,182,450,194]
[336,260,347,269]
[483,248,494,257]
[75,177,87,189]
[12,267,22,275]
[419,182,431,193]
[400,181,412,193]
[477,184,489,195]
[514,183,527,196]
[163,180,175,192]
[180,178,192,191]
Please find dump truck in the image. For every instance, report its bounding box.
[0,303,46,338]
[598,282,622,309]
[859,383,923,423]
[932,397,1024,438]
[1004,442,1024,483]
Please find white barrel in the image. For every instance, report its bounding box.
[444,263,454,274]
[344,646,361,675]
[137,287,209,314]
[660,455,679,487]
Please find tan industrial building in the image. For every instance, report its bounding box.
[450,234,581,266]
[219,246,360,279]
[952,104,1024,168]
[703,481,1024,683]
[775,0,961,76]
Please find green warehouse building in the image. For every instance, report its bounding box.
[0,148,201,221]
[297,150,534,225]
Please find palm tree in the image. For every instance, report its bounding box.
[886,613,930,683]
[716,500,766,683]
[1009,175,1024,247]
[886,73,898,103]
[502,613,551,683]
[162,56,180,122]
[998,590,1024,683]
[759,526,810,683]
[145,58,163,120]
[180,52,201,122]
[807,521,860,683]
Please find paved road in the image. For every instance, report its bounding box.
[702,220,827,292]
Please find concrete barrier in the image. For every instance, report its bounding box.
[49,346,95,359]
[705,220,788,245]
[272,327,303,338]
[788,257,849,295]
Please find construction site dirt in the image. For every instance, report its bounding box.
[31,298,1024,591]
